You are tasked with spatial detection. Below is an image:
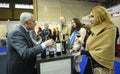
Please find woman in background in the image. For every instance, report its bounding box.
[30,26,42,45]
[52,28,56,41]
[69,18,86,74]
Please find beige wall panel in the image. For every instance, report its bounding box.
[0,25,7,39]
[14,9,33,19]
[81,1,100,16]
[61,0,81,21]
[0,9,12,19]
[35,0,99,22]
[37,0,61,21]
[38,7,60,21]
[0,21,20,34]
[38,0,61,7]
[33,0,37,20]
[112,16,120,26]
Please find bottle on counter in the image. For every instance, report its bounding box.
[65,34,70,50]
[49,46,54,58]
[41,49,46,59]
[55,33,61,56]
[41,35,51,59]
[62,34,66,55]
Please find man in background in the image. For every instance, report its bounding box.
[59,16,71,41]
[7,12,54,74]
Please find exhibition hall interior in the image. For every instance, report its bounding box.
[0,0,120,74]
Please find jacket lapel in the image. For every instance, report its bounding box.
[19,25,34,47]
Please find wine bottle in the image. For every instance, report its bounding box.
[49,46,54,58]
[62,34,66,54]
[41,34,51,59]
[55,34,61,56]
[41,49,46,59]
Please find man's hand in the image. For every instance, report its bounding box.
[69,49,74,53]
[44,39,54,47]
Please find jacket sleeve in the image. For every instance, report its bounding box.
[9,31,44,60]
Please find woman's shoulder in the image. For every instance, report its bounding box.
[81,27,86,30]
[106,23,116,30]
[79,27,86,32]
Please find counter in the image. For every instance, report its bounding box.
[36,54,74,74]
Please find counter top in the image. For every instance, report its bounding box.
[36,54,73,63]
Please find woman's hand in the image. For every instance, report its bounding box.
[72,51,81,57]
[69,49,74,53]
[78,40,83,45]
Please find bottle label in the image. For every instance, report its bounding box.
[56,43,61,52]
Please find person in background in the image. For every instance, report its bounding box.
[69,18,86,74]
[37,27,43,38]
[52,28,56,41]
[7,12,54,74]
[0,39,6,46]
[56,27,59,37]
[42,24,52,41]
[115,26,119,57]
[59,16,71,41]
[1,32,8,46]
[74,6,116,74]
[29,26,42,45]
[1,32,8,40]
[5,32,8,38]
[69,18,86,50]
[82,24,92,48]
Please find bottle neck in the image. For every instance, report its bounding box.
[62,34,65,42]
[56,35,60,42]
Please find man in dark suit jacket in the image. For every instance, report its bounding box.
[7,12,54,74]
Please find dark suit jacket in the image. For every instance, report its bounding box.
[7,25,44,74]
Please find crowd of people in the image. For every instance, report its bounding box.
[6,5,118,74]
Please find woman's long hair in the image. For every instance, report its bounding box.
[71,18,82,34]
[90,6,113,25]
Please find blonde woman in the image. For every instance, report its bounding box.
[74,6,116,74]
